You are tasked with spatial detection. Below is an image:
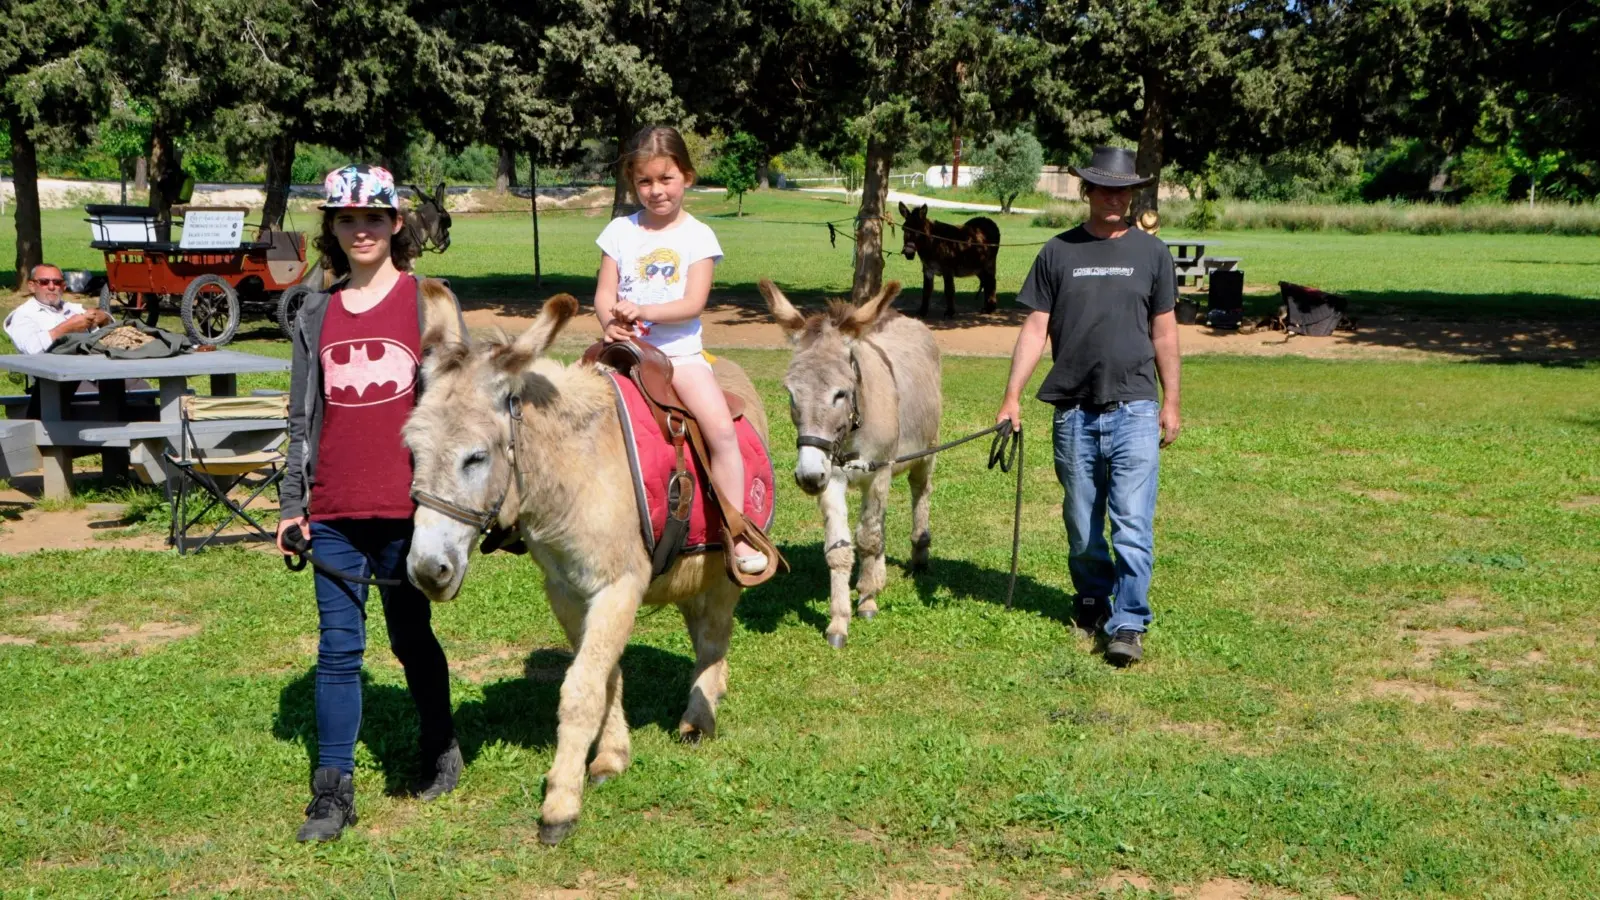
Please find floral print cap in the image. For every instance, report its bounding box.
[321,164,399,210]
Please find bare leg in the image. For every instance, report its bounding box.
[671,360,756,560]
[820,474,854,649]
[908,458,935,571]
[853,468,892,618]
[539,575,642,845]
[678,579,737,741]
[547,582,630,785]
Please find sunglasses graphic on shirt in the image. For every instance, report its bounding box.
[644,262,677,279]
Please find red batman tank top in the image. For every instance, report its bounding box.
[310,274,422,521]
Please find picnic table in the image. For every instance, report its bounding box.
[0,350,289,499]
[1163,239,1242,287]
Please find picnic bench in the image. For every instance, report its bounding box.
[1164,240,1242,288]
[0,350,290,498]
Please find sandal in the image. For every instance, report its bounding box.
[734,550,769,575]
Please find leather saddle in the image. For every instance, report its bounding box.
[580,339,745,425]
[580,338,783,588]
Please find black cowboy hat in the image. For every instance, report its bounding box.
[1070,146,1155,189]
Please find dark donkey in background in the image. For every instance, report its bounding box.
[898,202,1000,317]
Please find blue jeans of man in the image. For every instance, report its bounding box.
[1051,400,1162,636]
[311,519,454,775]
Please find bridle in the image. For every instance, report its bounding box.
[410,393,522,534]
[794,350,865,467]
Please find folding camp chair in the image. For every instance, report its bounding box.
[166,394,289,554]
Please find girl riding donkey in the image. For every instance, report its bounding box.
[276,164,470,842]
[594,125,767,574]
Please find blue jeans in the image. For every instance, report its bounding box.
[1051,400,1162,636]
[311,519,454,774]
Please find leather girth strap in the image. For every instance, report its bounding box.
[581,339,784,587]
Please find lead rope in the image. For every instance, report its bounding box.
[839,421,1024,610]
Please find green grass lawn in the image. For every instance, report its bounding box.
[5,191,1598,322]
[2,351,1598,897]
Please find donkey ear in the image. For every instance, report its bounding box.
[758,279,806,333]
[849,281,902,333]
[510,294,579,362]
[898,201,910,218]
[918,203,928,216]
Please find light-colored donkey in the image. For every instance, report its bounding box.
[758,279,941,648]
[403,295,768,845]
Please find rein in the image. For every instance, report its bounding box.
[280,523,402,587]
[411,394,522,536]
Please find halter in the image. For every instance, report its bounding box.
[411,394,522,534]
[794,350,864,467]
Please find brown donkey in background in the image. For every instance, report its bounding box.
[898,202,1000,317]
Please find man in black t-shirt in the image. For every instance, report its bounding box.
[995,147,1182,667]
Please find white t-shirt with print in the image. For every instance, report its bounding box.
[596,212,724,356]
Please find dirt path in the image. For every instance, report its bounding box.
[465,292,1596,363]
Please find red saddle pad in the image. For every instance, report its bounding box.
[608,373,776,555]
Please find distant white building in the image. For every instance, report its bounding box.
[924,165,984,189]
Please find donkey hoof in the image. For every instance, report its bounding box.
[827,632,847,650]
[857,606,877,621]
[538,819,577,846]
[588,773,613,785]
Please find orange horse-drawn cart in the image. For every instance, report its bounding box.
[89,205,316,346]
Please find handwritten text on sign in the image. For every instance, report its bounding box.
[179,210,247,250]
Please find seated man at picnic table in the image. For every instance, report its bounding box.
[3,264,112,354]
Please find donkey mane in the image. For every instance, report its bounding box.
[799,297,902,342]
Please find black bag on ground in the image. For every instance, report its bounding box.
[1278,282,1347,336]
[49,319,194,359]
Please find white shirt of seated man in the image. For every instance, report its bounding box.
[3,266,111,354]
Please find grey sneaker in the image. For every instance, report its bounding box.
[297,767,357,842]
[1072,596,1110,638]
[1104,629,1144,667]
[414,739,463,802]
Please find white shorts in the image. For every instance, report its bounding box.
[669,353,713,371]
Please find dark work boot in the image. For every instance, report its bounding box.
[297,767,357,842]
[414,739,463,802]
[1104,629,1144,667]
[1071,595,1110,638]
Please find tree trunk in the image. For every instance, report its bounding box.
[262,133,296,231]
[850,135,893,303]
[611,103,635,218]
[529,143,542,288]
[1132,68,1168,219]
[757,162,769,190]
[950,129,962,188]
[6,105,43,291]
[134,155,148,191]
[148,123,183,242]
[496,144,516,193]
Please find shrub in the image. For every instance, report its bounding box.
[972,127,1044,214]
[712,132,762,215]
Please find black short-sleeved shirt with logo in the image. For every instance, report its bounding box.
[1015,225,1177,406]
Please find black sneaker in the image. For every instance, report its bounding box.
[1072,596,1110,638]
[414,739,463,802]
[297,767,357,842]
[1104,629,1144,667]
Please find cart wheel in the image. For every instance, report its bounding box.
[276,284,313,340]
[100,285,162,326]
[181,275,241,346]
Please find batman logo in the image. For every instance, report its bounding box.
[321,338,418,407]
